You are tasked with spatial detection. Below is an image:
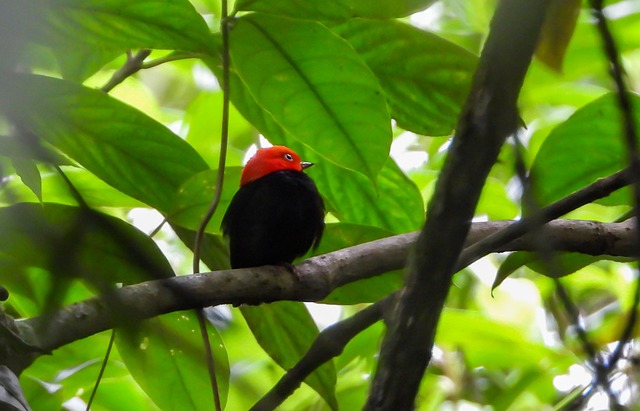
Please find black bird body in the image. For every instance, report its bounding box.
[222,169,325,269]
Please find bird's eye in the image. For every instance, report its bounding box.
[284,153,294,161]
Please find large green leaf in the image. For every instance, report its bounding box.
[241,302,338,410]
[310,154,424,233]
[2,74,209,211]
[333,18,477,136]
[0,203,174,303]
[32,0,217,81]
[230,13,391,182]
[116,311,229,411]
[531,93,640,206]
[11,158,42,201]
[235,0,436,19]
[22,330,144,408]
[206,60,423,233]
[0,167,146,209]
[183,92,253,168]
[493,252,631,291]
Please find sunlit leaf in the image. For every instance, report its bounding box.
[210,66,423,232]
[12,158,42,202]
[1,74,209,211]
[333,18,477,136]
[0,167,146,209]
[531,93,640,206]
[168,168,242,234]
[82,375,161,411]
[230,13,391,182]
[216,45,421,233]
[273,139,424,233]
[32,0,217,80]
[116,311,229,411]
[236,0,436,19]
[437,309,574,369]
[183,92,253,168]
[476,177,519,220]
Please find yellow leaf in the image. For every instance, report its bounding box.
[536,0,582,72]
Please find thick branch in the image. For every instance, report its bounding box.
[365,1,550,409]
[20,219,637,359]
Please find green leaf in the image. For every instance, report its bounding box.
[3,74,209,211]
[230,13,391,182]
[205,60,423,232]
[531,92,640,206]
[264,132,423,232]
[314,157,424,233]
[21,376,67,411]
[535,0,581,72]
[116,311,229,411]
[56,49,123,84]
[168,168,242,234]
[0,203,174,293]
[0,135,70,164]
[493,251,631,291]
[333,18,477,136]
[476,177,519,220]
[183,92,253,168]
[437,309,573,369]
[319,223,404,304]
[336,320,384,370]
[33,0,217,81]
[22,330,127,405]
[172,226,230,271]
[0,167,146,208]
[82,375,161,411]
[12,158,42,201]
[241,302,338,410]
[493,252,535,291]
[236,0,436,20]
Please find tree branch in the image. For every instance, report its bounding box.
[589,0,640,377]
[16,218,636,367]
[100,49,152,93]
[249,167,635,410]
[249,296,391,411]
[364,1,550,408]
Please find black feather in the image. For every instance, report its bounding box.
[221,170,325,268]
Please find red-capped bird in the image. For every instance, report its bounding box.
[221,146,325,269]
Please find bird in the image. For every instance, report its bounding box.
[221,145,325,269]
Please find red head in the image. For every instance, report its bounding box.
[240,146,313,186]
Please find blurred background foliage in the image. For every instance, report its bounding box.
[1,0,640,410]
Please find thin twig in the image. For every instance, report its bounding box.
[250,297,390,411]
[100,50,151,93]
[512,129,616,400]
[364,1,550,408]
[589,0,640,374]
[554,281,606,373]
[191,2,232,410]
[85,329,116,411]
[458,168,632,269]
